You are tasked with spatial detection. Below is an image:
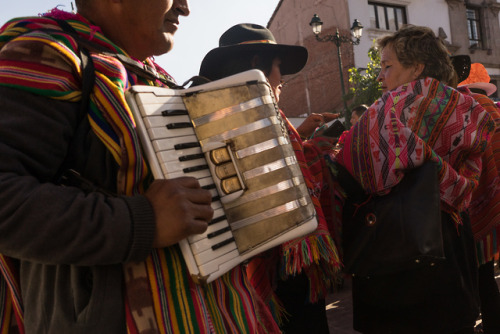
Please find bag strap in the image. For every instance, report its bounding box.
[332,162,367,203]
[181,75,211,88]
[52,19,96,122]
[50,19,96,184]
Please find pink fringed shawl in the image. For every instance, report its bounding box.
[334,78,493,223]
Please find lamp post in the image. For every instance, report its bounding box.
[309,14,363,125]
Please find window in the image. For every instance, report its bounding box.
[369,2,407,31]
[466,6,482,49]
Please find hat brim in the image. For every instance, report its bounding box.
[199,43,308,80]
[462,82,497,96]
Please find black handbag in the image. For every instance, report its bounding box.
[336,160,445,277]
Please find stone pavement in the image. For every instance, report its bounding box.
[325,275,358,334]
[325,263,500,333]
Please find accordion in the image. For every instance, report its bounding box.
[125,69,318,283]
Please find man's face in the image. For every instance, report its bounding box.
[268,58,282,102]
[350,113,359,128]
[116,0,190,60]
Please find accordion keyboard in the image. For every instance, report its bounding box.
[133,91,243,277]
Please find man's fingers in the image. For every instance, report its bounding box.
[185,185,213,205]
[173,176,204,189]
[323,112,340,122]
[193,202,215,224]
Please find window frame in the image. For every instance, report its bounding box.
[369,2,407,31]
[466,5,483,49]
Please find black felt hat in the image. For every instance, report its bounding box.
[199,23,308,79]
[450,55,471,83]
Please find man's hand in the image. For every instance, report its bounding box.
[145,177,214,248]
[296,112,340,138]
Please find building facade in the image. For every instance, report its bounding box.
[269,0,500,121]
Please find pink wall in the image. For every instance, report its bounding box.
[268,0,354,117]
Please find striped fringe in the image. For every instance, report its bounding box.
[266,294,288,327]
[281,234,341,302]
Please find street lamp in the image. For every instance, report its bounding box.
[309,14,363,125]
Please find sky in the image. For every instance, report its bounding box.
[0,0,281,84]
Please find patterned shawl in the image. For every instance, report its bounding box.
[333,78,493,224]
[459,87,500,264]
[0,9,279,334]
[245,110,341,324]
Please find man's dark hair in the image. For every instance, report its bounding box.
[352,104,368,117]
[74,0,87,11]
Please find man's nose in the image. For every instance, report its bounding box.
[174,0,190,16]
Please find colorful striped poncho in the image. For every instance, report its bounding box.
[0,9,279,334]
[459,87,500,264]
[333,78,493,225]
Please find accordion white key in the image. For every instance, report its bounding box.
[125,69,318,284]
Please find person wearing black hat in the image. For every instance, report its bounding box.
[450,55,472,87]
[200,23,307,81]
[200,23,339,139]
[200,23,341,333]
